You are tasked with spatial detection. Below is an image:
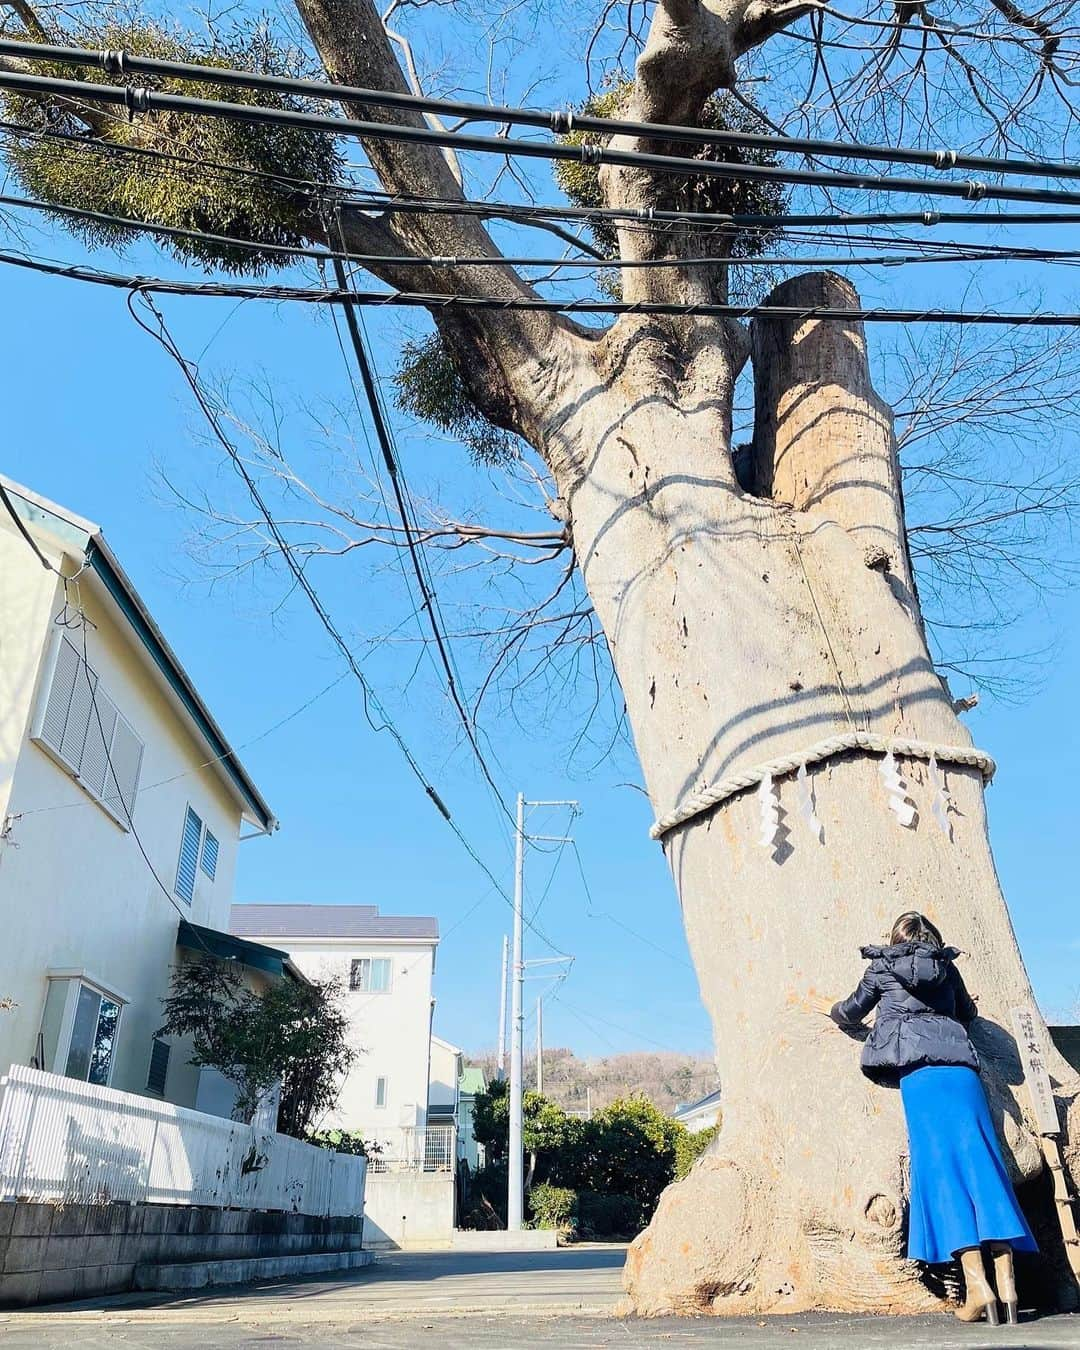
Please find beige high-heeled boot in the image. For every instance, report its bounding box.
[989,1242,1019,1325]
[956,1247,1001,1324]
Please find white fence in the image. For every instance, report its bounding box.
[369,1125,456,1173]
[0,1065,366,1216]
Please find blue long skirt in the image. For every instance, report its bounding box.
[901,1064,1038,1264]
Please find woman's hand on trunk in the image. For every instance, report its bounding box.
[808,994,836,1018]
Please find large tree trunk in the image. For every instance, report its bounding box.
[538,276,1080,1315]
[290,0,1080,1316]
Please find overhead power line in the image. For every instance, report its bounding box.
[123,290,566,955]
[9,247,1080,327]
[6,115,1080,239]
[327,248,514,824]
[6,68,1080,210]
[5,184,1080,270]
[4,34,1080,189]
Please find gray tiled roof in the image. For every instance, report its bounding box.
[230,904,438,940]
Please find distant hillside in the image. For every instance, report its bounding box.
[467,1047,717,1115]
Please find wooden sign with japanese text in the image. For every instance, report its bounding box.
[1011,1005,1061,1136]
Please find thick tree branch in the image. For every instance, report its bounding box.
[597,0,815,311]
[292,0,589,449]
[749,271,920,612]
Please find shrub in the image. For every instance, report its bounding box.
[529,1183,577,1231]
[309,1129,381,1160]
[576,1191,639,1238]
[674,1123,720,1181]
[461,1162,508,1229]
[158,956,354,1137]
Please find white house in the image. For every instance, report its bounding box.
[0,475,278,1110]
[427,1034,462,1130]
[672,1088,722,1133]
[229,903,439,1148]
[456,1064,487,1173]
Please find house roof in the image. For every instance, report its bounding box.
[672,1088,722,1121]
[1049,1026,1080,1074]
[459,1066,486,1094]
[230,903,439,941]
[431,1034,462,1055]
[1,474,275,833]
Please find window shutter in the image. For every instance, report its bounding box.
[78,687,118,799]
[40,635,80,754]
[104,714,144,820]
[34,635,146,821]
[200,829,219,880]
[60,650,97,769]
[146,1038,171,1096]
[175,806,203,904]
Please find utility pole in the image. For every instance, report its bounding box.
[508,793,525,1230]
[536,996,544,1094]
[496,934,508,1079]
[507,795,577,1232]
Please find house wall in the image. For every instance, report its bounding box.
[0,543,248,1108]
[428,1038,460,1114]
[247,939,436,1143]
[458,1094,482,1172]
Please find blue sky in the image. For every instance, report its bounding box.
[2,1,1080,1060]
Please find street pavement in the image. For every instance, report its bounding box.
[1,1245,1078,1348]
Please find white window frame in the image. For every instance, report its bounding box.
[41,970,129,1088]
[349,957,393,994]
[375,1075,388,1108]
[30,630,144,831]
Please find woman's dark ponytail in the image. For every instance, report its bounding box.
[890,911,944,948]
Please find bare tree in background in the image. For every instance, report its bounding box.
[3,0,1080,1315]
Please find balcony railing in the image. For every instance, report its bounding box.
[369,1125,456,1174]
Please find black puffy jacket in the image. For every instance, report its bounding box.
[830,941,979,1085]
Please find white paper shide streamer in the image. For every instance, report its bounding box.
[796,761,824,842]
[757,773,781,849]
[879,750,917,828]
[928,753,955,835]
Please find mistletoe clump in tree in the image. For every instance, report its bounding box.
[5,0,1080,1318]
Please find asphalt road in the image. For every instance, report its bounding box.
[1,1246,1077,1348]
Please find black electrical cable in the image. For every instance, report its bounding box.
[125,289,567,953]
[4,68,1080,209]
[8,183,1080,269]
[5,34,1080,187]
[0,476,56,569]
[7,115,1080,237]
[328,249,514,824]
[10,247,1080,326]
[0,504,228,962]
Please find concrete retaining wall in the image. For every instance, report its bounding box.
[0,1201,366,1307]
[363,1172,455,1249]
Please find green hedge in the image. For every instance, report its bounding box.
[576,1190,638,1238]
[526,1186,640,1237]
[529,1183,577,1230]
[674,1123,720,1181]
